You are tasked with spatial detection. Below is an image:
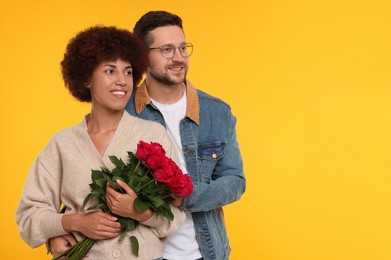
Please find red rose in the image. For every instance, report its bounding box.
[166,158,182,177]
[146,150,168,170]
[169,173,193,198]
[153,163,176,183]
[136,141,153,161]
[150,142,166,154]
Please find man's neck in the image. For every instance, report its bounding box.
[145,77,185,105]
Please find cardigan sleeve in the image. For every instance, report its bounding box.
[140,204,185,238]
[15,143,68,248]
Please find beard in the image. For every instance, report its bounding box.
[148,62,188,86]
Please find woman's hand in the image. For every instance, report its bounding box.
[105,179,153,222]
[62,211,121,240]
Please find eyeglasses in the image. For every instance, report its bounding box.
[149,43,193,58]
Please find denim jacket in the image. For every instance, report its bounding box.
[125,80,246,260]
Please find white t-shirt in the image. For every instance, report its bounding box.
[151,90,202,260]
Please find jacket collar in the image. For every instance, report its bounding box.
[134,80,200,125]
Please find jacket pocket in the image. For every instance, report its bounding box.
[197,142,226,183]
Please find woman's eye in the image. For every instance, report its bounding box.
[125,70,133,75]
[105,69,114,74]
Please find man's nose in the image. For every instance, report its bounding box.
[172,47,185,61]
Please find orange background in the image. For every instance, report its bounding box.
[1,1,391,259]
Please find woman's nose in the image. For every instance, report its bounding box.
[116,73,126,86]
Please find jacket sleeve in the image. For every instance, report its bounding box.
[181,112,246,212]
[15,146,67,248]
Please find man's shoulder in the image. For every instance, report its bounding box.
[196,89,231,111]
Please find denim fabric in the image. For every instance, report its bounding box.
[125,87,246,260]
[163,259,203,260]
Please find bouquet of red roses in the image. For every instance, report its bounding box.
[53,141,193,260]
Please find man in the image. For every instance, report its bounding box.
[49,11,245,260]
[126,11,246,260]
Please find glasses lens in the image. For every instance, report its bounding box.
[160,46,174,58]
[180,44,193,57]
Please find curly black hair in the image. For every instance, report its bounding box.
[61,26,148,102]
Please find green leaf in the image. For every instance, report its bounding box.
[119,230,128,241]
[134,198,149,212]
[100,166,111,175]
[109,155,126,168]
[95,178,107,188]
[119,170,131,183]
[127,152,140,168]
[89,182,103,192]
[132,179,141,189]
[165,208,174,221]
[91,190,101,197]
[91,170,104,181]
[136,168,146,177]
[130,236,139,256]
[152,196,165,208]
[82,193,92,209]
[100,203,110,213]
[143,182,158,193]
[127,151,138,161]
[107,178,120,191]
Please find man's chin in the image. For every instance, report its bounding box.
[168,74,186,83]
[150,72,186,86]
[163,77,186,86]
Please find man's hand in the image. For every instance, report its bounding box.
[170,194,183,207]
[49,234,77,257]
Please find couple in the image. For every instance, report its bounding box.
[16,10,245,260]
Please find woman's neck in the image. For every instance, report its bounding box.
[87,108,124,134]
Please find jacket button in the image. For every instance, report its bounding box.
[199,234,209,239]
[112,249,122,258]
[212,151,217,159]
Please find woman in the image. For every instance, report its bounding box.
[15,26,185,260]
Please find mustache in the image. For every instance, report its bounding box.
[170,62,186,67]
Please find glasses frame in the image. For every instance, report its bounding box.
[149,43,193,58]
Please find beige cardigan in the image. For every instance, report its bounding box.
[15,111,185,259]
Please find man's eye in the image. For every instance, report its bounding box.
[162,47,173,53]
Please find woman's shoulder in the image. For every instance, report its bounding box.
[50,121,83,141]
[39,120,84,156]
